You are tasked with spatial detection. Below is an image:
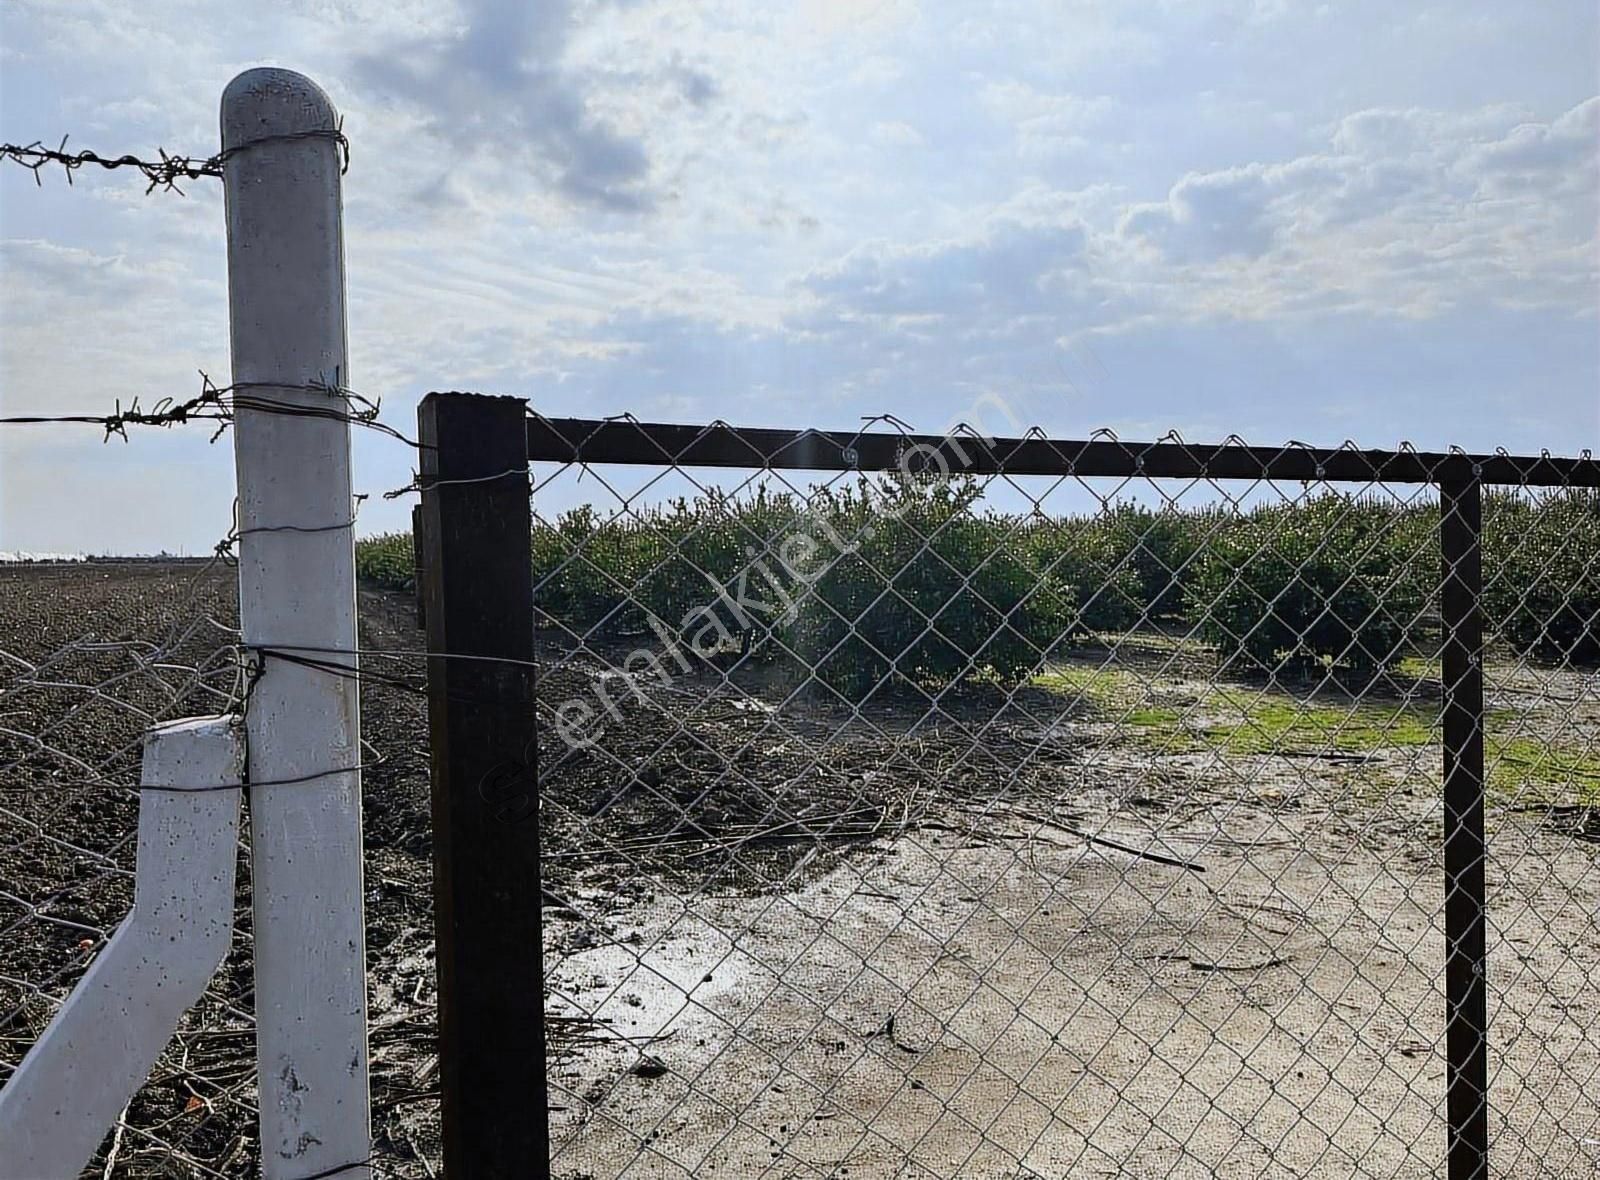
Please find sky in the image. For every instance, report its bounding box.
[1,0,1596,554]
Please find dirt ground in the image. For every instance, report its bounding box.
[0,562,443,1177]
[537,631,1600,1177]
[543,727,1600,1178]
[1,563,1597,1178]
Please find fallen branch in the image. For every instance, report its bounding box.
[862,1013,929,1054]
[980,806,1207,873]
[1142,952,1288,972]
[1276,748,1374,763]
[100,1108,128,1180]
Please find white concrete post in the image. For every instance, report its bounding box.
[220,68,371,1178]
[0,717,243,1179]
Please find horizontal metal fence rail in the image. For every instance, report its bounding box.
[527,415,1600,487]
[495,407,1600,1178]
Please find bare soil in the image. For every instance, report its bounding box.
[542,703,1600,1178]
[0,562,442,1177]
[1,564,1597,1178]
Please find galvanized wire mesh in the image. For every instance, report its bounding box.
[3,421,1597,1179]
[1477,482,1600,1175]
[524,423,1600,1179]
[0,557,254,1176]
[0,556,446,1179]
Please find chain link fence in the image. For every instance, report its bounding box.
[3,418,1598,1177]
[0,557,254,1175]
[519,420,1600,1179]
[0,554,445,1178]
[1476,479,1600,1176]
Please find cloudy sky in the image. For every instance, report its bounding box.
[1,0,1596,554]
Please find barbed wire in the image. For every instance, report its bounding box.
[5,414,1600,1176]
[0,537,428,1175]
[0,371,418,447]
[1,126,350,195]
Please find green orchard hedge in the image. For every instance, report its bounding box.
[356,485,1600,688]
[1483,490,1600,663]
[1187,494,1429,674]
[353,532,415,591]
[781,480,1081,700]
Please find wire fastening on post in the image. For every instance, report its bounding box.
[1,126,349,194]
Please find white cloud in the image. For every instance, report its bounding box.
[980,80,1114,159]
[1,0,1596,552]
[0,239,227,417]
[1463,96,1599,198]
[349,0,714,213]
[1117,98,1599,317]
[801,218,1095,322]
[784,0,919,43]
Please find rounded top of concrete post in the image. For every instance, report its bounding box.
[220,67,339,151]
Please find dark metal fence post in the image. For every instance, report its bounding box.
[411,503,426,629]
[417,392,546,1176]
[1440,473,1489,1178]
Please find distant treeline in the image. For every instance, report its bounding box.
[358,482,1600,697]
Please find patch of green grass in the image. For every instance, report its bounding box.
[1126,707,1182,728]
[1034,665,1203,749]
[1122,708,1203,753]
[1040,658,1600,807]
[1486,736,1600,806]
[1037,664,1441,756]
[1201,691,1436,755]
[1033,664,1130,705]
[1033,664,1178,723]
[1394,654,1441,683]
